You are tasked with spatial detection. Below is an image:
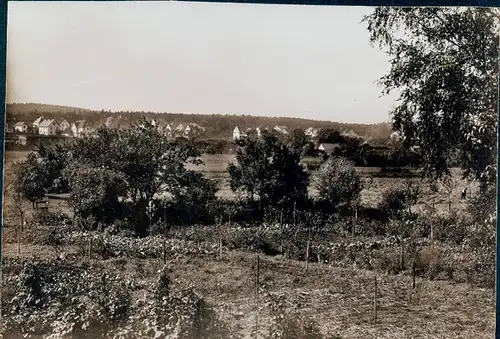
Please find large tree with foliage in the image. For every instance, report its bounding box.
[286,128,308,155]
[228,132,308,211]
[364,8,498,189]
[64,120,216,234]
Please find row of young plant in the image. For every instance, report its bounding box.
[3,257,330,339]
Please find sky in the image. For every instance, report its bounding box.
[7,2,399,123]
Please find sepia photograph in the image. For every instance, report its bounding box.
[2,2,498,338]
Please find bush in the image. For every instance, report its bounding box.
[378,181,420,218]
[311,157,362,210]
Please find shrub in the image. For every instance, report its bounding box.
[378,181,420,218]
[311,157,362,210]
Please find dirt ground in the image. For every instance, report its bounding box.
[2,241,495,339]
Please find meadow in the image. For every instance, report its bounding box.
[2,149,493,338]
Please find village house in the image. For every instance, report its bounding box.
[39,119,60,136]
[305,127,319,139]
[184,124,192,138]
[32,117,44,130]
[232,126,240,140]
[318,143,341,155]
[71,120,94,137]
[161,123,172,136]
[273,125,288,135]
[14,122,27,133]
[58,119,71,132]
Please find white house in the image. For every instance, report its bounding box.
[58,119,71,132]
[14,122,28,133]
[32,117,44,130]
[233,127,241,140]
[163,123,172,134]
[305,127,319,139]
[39,119,60,136]
[71,120,93,137]
[273,125,288,135]
[184,125,192,137]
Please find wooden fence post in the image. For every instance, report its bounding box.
[399,242,404,272]
[255,255,260,339]
[88,236,92,261]
[293,201,297,225]
[17,224,21,256]
[412,257,416,290]
[373,270,378,323]
[305,228,311,271]
[163,236,167,265]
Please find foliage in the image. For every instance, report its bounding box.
[311,157,362,210]
[3,261,232,338]
[15,153,48,205]
[58,119,215,234]
[228,132,308,211]
[286,128,309,155]
[378,181,421,218]
[364,8,498,187]
[67,167,128,229]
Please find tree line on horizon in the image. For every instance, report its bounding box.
[6,103,393,141]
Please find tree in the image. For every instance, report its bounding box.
[364,8,498,190]
[311,157,362,210]
[67,167,128,228]
[301,141,318,157]
[317,128,342,144]
[5,162,27,231]
[64,119,216,234]
[16,153,47,207]
[286,128,308,155]
[228,132,308,212]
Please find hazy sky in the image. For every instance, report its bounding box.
[7,2,399,123]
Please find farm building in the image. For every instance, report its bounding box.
[39,119,60,136]
[14,122,27,133]
[318,143,341,155]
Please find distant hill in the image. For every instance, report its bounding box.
[7,103,93,114]
[5,103,393,140]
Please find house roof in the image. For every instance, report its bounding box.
[33,117,44,124]
[39,119,58,127]
[74,120,87,129]
[14,122,26,127]
[58,119,69,125]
